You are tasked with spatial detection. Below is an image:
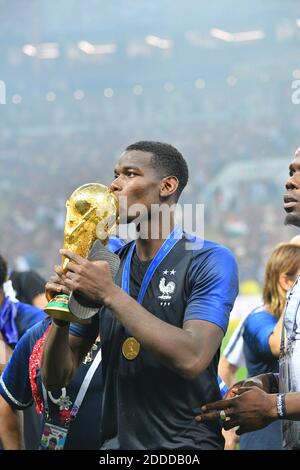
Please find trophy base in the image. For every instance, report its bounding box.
[44,294,91,324]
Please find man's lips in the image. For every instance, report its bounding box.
[284,195,299,210]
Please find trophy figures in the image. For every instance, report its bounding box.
[44,183,118,323]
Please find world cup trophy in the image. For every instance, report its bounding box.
[44,183,118,324]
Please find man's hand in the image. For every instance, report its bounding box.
[195,386,277,435]
[45,268,70,302]
[224,376,265,399]
[60,249,115,305]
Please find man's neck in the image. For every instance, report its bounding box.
[135,217,175,261]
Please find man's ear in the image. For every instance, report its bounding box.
[160,176,179,199]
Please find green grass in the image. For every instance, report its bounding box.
[221,320,247,382]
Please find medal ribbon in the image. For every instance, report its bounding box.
[121,225,183,304]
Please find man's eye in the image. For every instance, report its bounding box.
[128,172,136,177]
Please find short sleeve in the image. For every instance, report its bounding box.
[108,236,126,253]
[16,303,46,338]
[69,312,100,341]
[0,330,33,409]
[243,312,277,358]
[184,246,239,334]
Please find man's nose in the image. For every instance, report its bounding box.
[110,177,122,193]
[286,174,300,191]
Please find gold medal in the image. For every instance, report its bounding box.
[122,337,141,360]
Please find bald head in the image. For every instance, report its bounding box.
[295,147,300,159]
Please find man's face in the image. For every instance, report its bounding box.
[48,439,57,450]
[284,149,300,227]
[110,150,162,223]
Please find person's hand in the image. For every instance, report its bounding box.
[224,377,265,399]
[45,267,70,302]
[60,249,115,305]
[195,386,277,434]
[222,427,239,450]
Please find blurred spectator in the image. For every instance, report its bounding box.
[0,253,46,450]
[10,271,47,308]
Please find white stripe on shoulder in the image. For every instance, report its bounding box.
[0,375,32,408]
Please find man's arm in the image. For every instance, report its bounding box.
[218,356,238,387]
[40,270,100,390]
[61,249,229,380]
[41,323,95,389]
[0,325,39,450]
[0,395,24,450]
[269,313,284,357]
[106,286,224,379]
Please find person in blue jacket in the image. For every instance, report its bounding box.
[0,316,103,449]
[0,254,46,360]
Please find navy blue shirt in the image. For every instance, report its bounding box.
[0,319,103,449]
[72,233,238,450]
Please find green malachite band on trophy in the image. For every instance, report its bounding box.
[45,293,69,310]
[44,294,91,324]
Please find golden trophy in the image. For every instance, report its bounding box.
[44,183,118,324]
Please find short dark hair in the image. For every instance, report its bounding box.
[125,141,189,200]
[0,254,8,288]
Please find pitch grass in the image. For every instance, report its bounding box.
[221,320,247,382]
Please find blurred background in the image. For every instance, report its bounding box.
[1,0,300,312]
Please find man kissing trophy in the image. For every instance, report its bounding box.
[44,183,119,324]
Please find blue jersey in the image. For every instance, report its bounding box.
[71,233,238,449]
[243,308,278,377]
[107,235,126,253]
[15,302,46,340]
[0,297,45,347]
[0,319,103,449]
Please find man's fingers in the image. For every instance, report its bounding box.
[65,271,77,280]
[196,407,235,424]
[195,410,221,422]
[45,282,70,301]
[201,398,232,412]
[64,261,82,274]
[60,249,85,265]
[233,386,253,396]
[46,282,69,294]
[54,265,65,277]
[63,278,76,289]
[223,419,240,431]
[236,425,248,436]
